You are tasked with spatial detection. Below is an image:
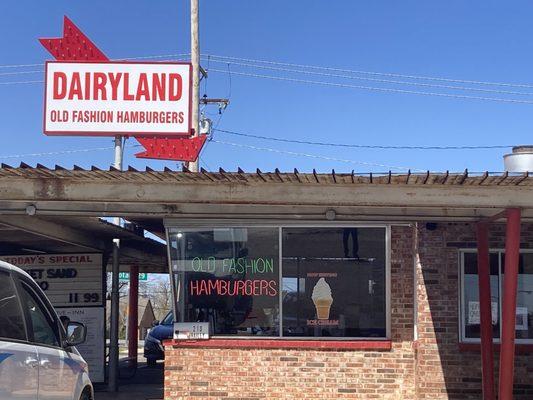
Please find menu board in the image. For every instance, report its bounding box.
[1,254,103,307]
[56,307,105,382]
[1,253,106,383]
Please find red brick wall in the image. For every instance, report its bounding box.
[164,225,416,399]
[415,222,533,399]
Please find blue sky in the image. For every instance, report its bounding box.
[2,1,533,173]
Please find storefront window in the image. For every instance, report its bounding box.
[460,250,533,342]
[282,228,387,338]
[461,252,500,339]
[168,227,280,336]
[506,253,533,340]
[168,226,389,340]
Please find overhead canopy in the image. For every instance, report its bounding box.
[1,165,533,223]
[0,214,167,272]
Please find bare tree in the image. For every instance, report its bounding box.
[143,277,173,321]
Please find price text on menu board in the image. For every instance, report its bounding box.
[0,253,103,307]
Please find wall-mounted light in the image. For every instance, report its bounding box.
[25,204,37,216]
[325,209,336,221]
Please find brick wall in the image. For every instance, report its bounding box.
[415,222,533,399]
[164,223,533,399]
[164,226,415,400]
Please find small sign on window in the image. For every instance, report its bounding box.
[173,322,210,340]
[468,301,498,325]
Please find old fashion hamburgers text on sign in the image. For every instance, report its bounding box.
[44,61,192,136]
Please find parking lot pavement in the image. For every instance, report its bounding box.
[95,360,164,400]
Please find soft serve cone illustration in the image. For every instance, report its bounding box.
[312,278,333,320]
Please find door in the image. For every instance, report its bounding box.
[0,270,38,400]
[17,278,76,400]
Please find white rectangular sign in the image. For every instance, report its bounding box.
[44,61,192,136]
[468,301,498,325]
[56,307,105,383]
[0,253,103,307]
[174,322,210,340]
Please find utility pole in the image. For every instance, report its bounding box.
[108,135,123,392]
[190,0,200,172]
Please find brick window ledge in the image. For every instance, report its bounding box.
[164,338,392,351]
[459,343,533,354]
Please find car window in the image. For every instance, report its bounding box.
[19,281,60,348]
[162,312,174,325]
[0,270,26,341]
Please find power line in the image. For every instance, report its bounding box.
[2,51,533,90]
[210,139,420,171]
[118,53,190,61]
[0,53,191,69]
[207,68,533,105]
[0,80,44,85]
[0,70,42,77]
[0,62,44,69]
[213,128,513,150]
[204,59,533,97]
[5,60,531,98]
[0,144,140,160]
[203,53,533,90]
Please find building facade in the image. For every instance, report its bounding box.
[164,222,533,399]
[1,166,532,399]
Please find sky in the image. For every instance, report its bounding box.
[2,1,533,173]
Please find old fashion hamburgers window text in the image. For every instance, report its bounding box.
[168,226,388,339]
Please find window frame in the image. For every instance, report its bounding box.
[0,269,29,343]
[14,274,64,350]
[459,248,533,344]
[166,223,391,341]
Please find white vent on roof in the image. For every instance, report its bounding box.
[504,146,533,172]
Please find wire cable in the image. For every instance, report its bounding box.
[210,139,421,171]
[0,53,191,69]
[0,80,44,85]
[3,51,533,90]
[203,59,533,97]
[0,62,44,69]
[207,68,533,105]
[203,54,533,90]
[0,144,140,160]
[213,128,513,150]
[0,70,43,77]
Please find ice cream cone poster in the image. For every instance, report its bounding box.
[308,278,338,326]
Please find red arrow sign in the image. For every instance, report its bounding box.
[39,16,206,162]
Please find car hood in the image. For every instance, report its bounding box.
[148,324,174,341]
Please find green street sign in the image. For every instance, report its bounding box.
[118,272,148,281]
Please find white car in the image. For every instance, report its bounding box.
[0,260,93,400]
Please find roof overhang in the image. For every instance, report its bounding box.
[0,214,167,272]
[1,166,533,223]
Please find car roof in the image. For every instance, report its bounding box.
[0,260,34,280]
